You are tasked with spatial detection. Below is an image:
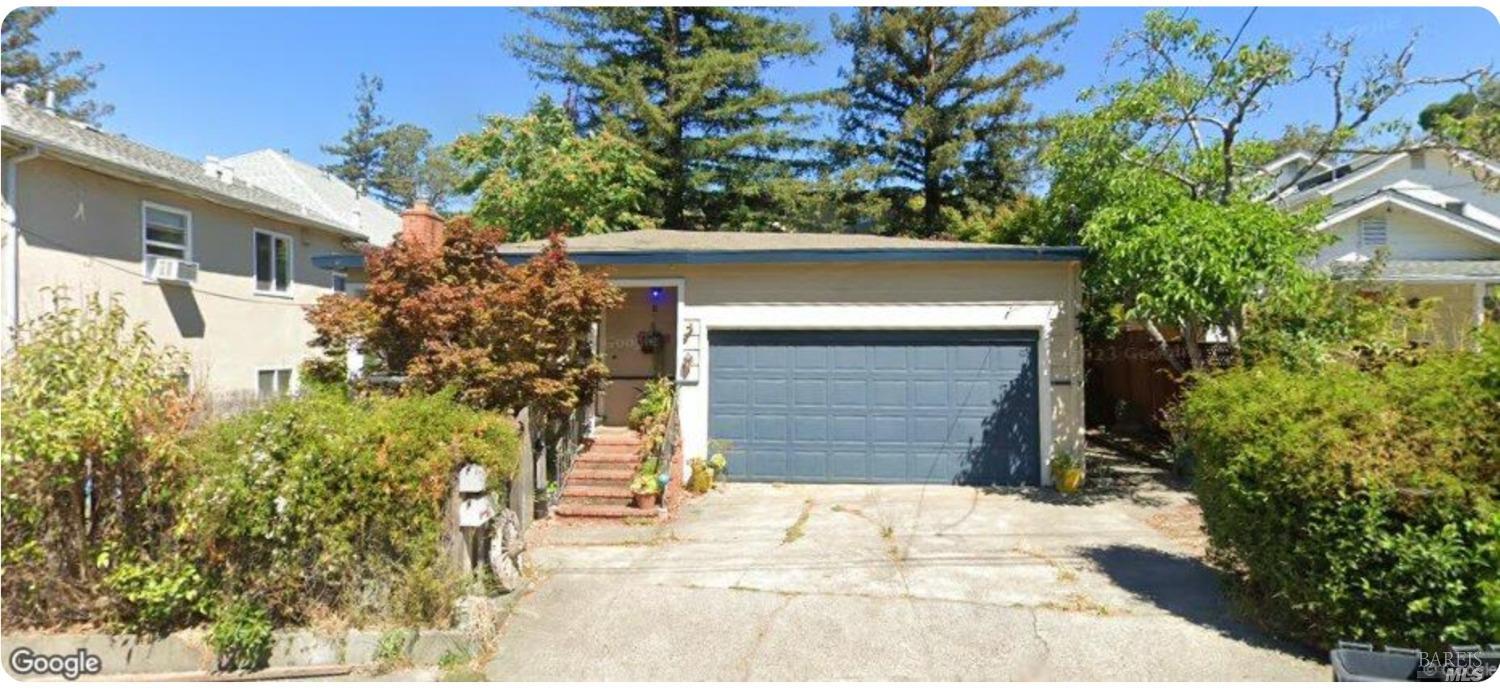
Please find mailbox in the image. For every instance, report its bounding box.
[457,463,488,493]
[459,497,495,528]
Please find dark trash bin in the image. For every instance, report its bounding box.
[1332,642,1500,682]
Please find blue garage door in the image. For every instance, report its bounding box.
[708,330,1040,485]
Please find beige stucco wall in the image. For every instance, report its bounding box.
[1403,282,1485,348]
[600,259,1086,479]
[7,155,353,405]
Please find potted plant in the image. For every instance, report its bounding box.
[687,457,713,493]
[1050,452,1084,494]
[630,471,661,509]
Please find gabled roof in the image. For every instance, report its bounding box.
[1317,187,1500,248]
[496,228,1085,265]
[1,98,366,241]
[222,149,401,246]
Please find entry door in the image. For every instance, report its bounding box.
[708,330,1040,485]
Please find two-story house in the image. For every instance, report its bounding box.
[1,91,398,406]
[1270,147,1500,345]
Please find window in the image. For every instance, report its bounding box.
[331,272,347,294]
[253,229,293,295]
[1486,284,1499,324]
[143,202,191,262]
[257,368,293,399]
[1358,217,1388,248]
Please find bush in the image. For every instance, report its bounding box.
[181,387,517,624]
[100,553,211,635]
[208,598,274,671]
[1,290,197,628]
[1174,326,1500,648]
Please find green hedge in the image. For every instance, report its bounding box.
[181,388,518,626]
[1174,327,1500,648]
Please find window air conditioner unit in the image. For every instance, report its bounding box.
[147,255,199,285]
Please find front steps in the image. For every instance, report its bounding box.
[555,427,659,520]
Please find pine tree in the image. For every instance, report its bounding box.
[512,8,819,229]
[321,73,390,195]
[834,7,1074,237]
[1,7,112,124]
[373,124,460,210]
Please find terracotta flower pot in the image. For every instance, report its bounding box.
[1055,469,1084,495]
[633,492,657,510]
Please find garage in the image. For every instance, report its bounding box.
[708,330,1040,485]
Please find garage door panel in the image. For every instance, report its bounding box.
[709,330,1039,485]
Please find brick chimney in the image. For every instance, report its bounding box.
[399,199,445,250]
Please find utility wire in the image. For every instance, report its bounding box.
[1146,6,1261,167]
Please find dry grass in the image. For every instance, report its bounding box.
[782,499,814,544]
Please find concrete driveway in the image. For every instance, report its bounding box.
[486,460,1326,681]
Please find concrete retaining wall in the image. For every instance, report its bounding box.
[2,627,477,679]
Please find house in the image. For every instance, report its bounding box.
[0,92,390,404]
[1271,147,1500,344]
[497,229,1086,488]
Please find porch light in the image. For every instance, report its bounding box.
[649,286,666,307]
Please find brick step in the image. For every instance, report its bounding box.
[562,485,633,500]
[575,452,640,465]
[555,503,659,519]
[567,468,634,483]
[584,440,641,452]
[560,494,636,508]
[571,464,639,476]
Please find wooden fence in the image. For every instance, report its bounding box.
[1085,330,1189,433]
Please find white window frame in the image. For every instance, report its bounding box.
[255,366,295,400]
[141,201,192,278]
[331,271,348,294]
[252,228,295,297]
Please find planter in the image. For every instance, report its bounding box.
[633,492,657,510]
[1054,469,1084,494]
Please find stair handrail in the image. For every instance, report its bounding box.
[651,385,681,510]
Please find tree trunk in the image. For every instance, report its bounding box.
[1142,319,1187,375]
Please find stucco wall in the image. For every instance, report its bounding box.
[600,259,1085,483]
[7,155,352,404]
[1404,282,1485,348]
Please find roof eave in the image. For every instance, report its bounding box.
[497,246,1087,266]
[2,130,369,243]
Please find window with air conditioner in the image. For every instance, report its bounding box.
[257,368,293,399]
[1358,217,1388,249]
[142,202,191,270]
[253,229,293,295]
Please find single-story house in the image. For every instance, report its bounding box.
[498,230,1086,487]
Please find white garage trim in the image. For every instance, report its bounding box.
[678,302,1061,486]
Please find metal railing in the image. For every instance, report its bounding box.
[647,386,681,509]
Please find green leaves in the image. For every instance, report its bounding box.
[452,97,660,240]
[512,8,819,228]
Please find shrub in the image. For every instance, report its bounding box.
[100,553,211,635]
[1174,326,1500,648]
[1,290,197,628]
[208,597,274,671]
[181,388,518,624]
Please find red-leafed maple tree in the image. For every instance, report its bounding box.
[305,218,622,424]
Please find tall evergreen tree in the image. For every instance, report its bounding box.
[373,124,460,210]
[322,73,389,195]
[1,7,112,124]
[834,7,1074,238]
[511,8,819,229]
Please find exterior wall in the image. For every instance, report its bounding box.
[1404,282,1485,348]
[599,286,677,425]
[601,260,1085,484]
[1314,207,1498,265]
[8,155,352,405]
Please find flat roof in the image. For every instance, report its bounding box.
[496,229,1085,265]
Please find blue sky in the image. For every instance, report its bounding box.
[29,6,1500,167]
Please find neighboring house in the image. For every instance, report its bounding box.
[498,229,1086,488]
[0,93,382,404]
[1270,147,1500,344]
[220,148,400,247]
